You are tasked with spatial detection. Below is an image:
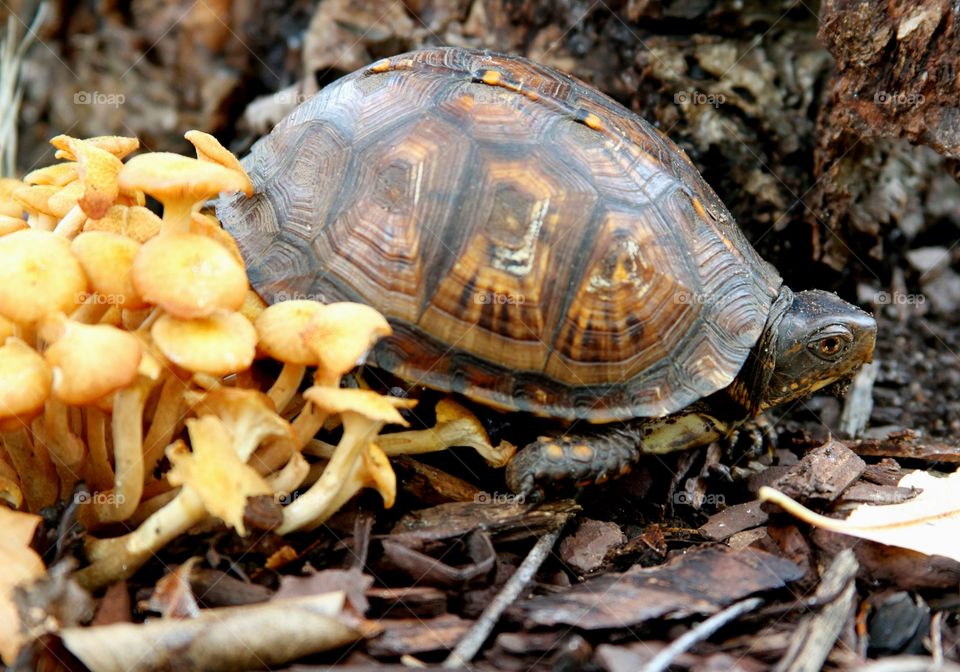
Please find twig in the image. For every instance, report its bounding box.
[442,525,563,668]
[772,549,859,672]
[641,597,764,672]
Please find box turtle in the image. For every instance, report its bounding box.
[218,47,876,497]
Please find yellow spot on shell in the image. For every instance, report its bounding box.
[370,58,391,73]
[546,443,565,460]
[692,198,707,219]
[481,70,502,85]
[583,113,604,130]
[573,444,593,460]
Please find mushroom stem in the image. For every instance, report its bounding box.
[44,398,86,498]
[80,375,155,526]
[267,363,307,414]
[276,416,382,534]
[1,427,58,512]
[76,488,207,590]
[160,200,195,235]
[83,406,114,492]
[142,374,185,477]
[53,204,87,238]
[69,296,109,324]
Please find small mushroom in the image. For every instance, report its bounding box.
[78,353,162,526]
[254,300,325,412]
[167,415,272,535]
[0,216,28,236]
[302,303,391,387]
[0,230,87,328]
[39,313,142,405]
[314,398,517,467]
[151,311,257,376]
[132,232,248,319]
[277,387,414,533]
[56,136,125,222]
[51,134,139,161]
[184,387,293,462]
[118,153,253,234]
[82,204,161,243]
[0,338,58,511]
[184,130,253,195]
[12,184,59,230]
[0,178,26,218]
[70,231,147,323]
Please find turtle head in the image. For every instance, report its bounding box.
[756,288,876,411]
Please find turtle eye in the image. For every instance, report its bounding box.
[807,325,853,361]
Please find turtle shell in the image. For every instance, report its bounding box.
[217,47,782,422]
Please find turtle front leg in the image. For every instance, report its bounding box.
[505,411,729,499]
[505,424,643,499]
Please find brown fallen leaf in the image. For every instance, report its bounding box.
[59,592,377,672]
[760,468,960,562]
[0,507,45,664]
[518,546,802,630]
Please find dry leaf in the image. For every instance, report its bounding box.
[759,468,960,562]
[0,507,45,664]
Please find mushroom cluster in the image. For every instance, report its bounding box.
[0,132,512,594]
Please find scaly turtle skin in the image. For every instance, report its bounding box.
[218,47,876,498]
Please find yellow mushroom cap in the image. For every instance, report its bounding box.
[59,137,124,219]
[184,130,254,196]
[0,316,13,342]
[51,134,139,161]
[151,311,256,375]
[302,302,391,376]
[0,230,87,324]
[118,153,254,207]
[0,215,27,237]
[13,184,60,218]
[255,300,326,365]
[132,231,248,318]
[0,337,52,425]
[190,210,245,265]
[0,178,26,218]
[40,314,142,405]
[82,204,161,243]
[23,163,78,187]
[71,231,147,310]
[302,387,414,426]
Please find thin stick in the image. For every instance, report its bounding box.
[641,597,764,672]
[443,526,563,668]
